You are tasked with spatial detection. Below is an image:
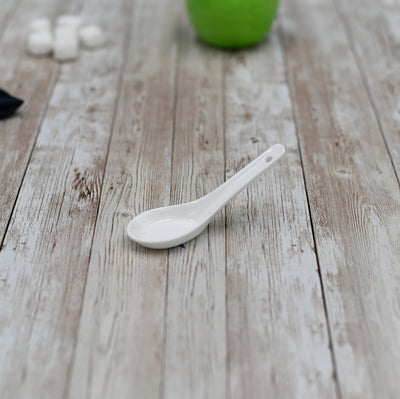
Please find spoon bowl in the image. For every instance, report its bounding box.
[127,201,209,249]
[127,144,285,249]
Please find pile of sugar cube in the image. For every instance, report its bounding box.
[27,15,105,62]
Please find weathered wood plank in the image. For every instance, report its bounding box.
[0,0,130,396]
[0,0,78,241]
[162,22,226,399]
[68,1,178,398]
[280,1,400,397]
[335,0,400,181]
[0,0,22,39]
[224,25,337,399]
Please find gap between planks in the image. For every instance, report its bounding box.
[276,11,342,399]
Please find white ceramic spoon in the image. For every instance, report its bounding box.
[127,144,285,249]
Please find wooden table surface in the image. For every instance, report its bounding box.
[1,0,400,397]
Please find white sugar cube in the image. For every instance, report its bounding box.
[27,15,107,62]
[79,25,105,49]
[56,15,82,31]
[54,36,79,61]
[54,26,78,40]
[29,18,51,32]
[27,31,53,56]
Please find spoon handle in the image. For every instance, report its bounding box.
[202,144,285,214]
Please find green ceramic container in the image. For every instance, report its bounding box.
[186,0,280,49]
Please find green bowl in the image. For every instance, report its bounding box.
[186,0,280,49]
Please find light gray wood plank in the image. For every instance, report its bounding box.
[0,0,130,396]
[335,0,400,181]
[0,0,79,241]
[68,1,178,398]
[224,26,337,399]
[162,22,226,399]
[0,0,22,39]
[280,1,400,397]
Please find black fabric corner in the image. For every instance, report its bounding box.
[0,89,24,120]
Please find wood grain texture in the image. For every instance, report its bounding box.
[1,0,400,398]
[224,26,337,399]
[0,0,22,39]
[280,1,400,397]
[335,0,400,181]
[0,0,129,396]
[162,20,226,399]
[0,0,79,241]
[68,1,178,398]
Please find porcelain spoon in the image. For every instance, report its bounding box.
[127,144,285,249]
